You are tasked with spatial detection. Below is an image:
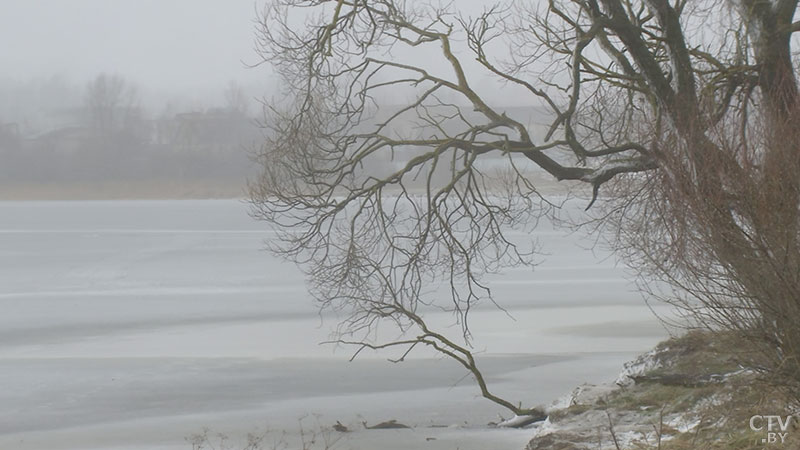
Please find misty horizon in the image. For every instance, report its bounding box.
[0,1,271,94]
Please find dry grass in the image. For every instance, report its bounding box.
[531,330,800,450]
[186,416,341,450]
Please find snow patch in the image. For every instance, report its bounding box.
[497,414,546,428]
[615,347,665,387]
[667,415,703,433]
[526,417,557,438]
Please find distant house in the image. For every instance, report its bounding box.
[30,126,93,155]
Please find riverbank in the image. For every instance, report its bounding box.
[0,180,246,200]
[526,330,799,449]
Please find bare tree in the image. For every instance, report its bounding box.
[250,0,800,413]
[224,81,250,116]
[84,73,140,136]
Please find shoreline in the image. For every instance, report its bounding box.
[524,330,798,450]
[0,175,589,202]
[0,181,247,201]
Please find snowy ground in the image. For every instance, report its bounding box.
[0,200,671,450]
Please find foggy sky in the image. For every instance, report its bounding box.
[0,0,269,94]
[0,0,532,109]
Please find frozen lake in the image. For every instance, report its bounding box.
[0,200,670,450]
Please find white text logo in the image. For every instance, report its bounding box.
[750,415,793,444]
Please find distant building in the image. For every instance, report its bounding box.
[0,123,20,150]
[29,126,93,156]
[156,109,258,151]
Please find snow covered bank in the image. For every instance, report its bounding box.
[525,331,798,450]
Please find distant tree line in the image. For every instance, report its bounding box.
[0,74,261,191]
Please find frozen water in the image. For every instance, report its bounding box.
[0,200,670,449]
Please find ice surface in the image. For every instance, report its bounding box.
[0,200,670,450]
